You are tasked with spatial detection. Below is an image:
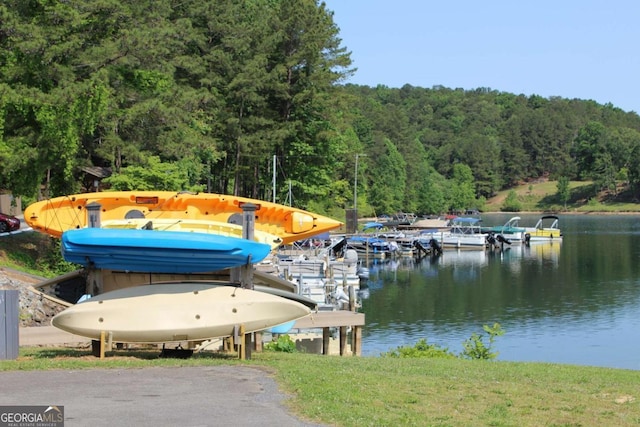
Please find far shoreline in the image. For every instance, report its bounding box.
[481,210,640,215]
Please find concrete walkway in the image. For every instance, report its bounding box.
[1,366,324,427]
[12,327,325,427]
[20,325,91,346]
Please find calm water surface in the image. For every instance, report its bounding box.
[359,213,640,370]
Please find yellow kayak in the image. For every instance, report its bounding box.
[24,191,342,244]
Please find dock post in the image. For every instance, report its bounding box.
[100,330,106,359]
[348,285,356,311]
[254,332,263,352]
[352,326,362,356]
[322,328,330,355]
[238,324,246,360]
[223,336,233,352]
[339,326,348,355]
[244,333,252,360]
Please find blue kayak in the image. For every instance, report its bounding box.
[61,228,272,273]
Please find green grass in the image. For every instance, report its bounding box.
[3,348,640,426]
[0,232,73,278]
[484,180,640,213]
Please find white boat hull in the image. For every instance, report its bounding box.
[423,232,487,250]
[51,283,311,342]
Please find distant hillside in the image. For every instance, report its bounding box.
[484,180,640,213]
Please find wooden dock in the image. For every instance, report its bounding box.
[19,310,367,358]
[293,310,365,356]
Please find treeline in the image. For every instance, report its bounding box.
[346,85,640,215]
[2,1,640,218]
[0,0,356,217]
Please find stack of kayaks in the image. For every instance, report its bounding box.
[25,191,340,343]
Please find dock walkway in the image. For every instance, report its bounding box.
[19,309,365,356]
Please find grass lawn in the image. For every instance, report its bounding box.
[3,347,640,427]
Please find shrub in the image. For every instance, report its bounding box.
[460,323,505,360]
[381,324,505,361]
[264,334,297,353]
[381,338,456,359]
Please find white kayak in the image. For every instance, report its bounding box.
[51,282,312,343]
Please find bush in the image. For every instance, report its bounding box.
[381,324,505,361]
[381,338,456,359]
[264,334,297,353]
[460,323,505,360]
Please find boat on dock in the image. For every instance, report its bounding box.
[379,212,418,229]
[481,216,526,243]
[409,217,450,231]
[274,239,363,309]
[419,217,488,250]
[347,235,398,258]
[524,215,563,242]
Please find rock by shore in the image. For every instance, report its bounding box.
[0,268,66,327]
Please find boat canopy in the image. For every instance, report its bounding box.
[362,222,384,231]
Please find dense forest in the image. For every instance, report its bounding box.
[2,0,640,218]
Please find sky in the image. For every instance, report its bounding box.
[324,1,640,113]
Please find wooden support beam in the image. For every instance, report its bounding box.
[254,332,263,352]
[339,326,347,356]
[352,326,362,356]
[322,328,330,355]
[238,325,246,360]
[223,336,232,352]
[244,332,252,360]
[100,330,105,359]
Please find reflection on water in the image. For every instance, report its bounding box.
[359,214,640,370]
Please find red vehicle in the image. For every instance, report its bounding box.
[0,212,20,233]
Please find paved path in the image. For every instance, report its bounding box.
[1,366,324,426]
[20,326,91,346]
[6,223,327,427]
[15,327,325,426]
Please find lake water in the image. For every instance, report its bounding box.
[358,213,640,370]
